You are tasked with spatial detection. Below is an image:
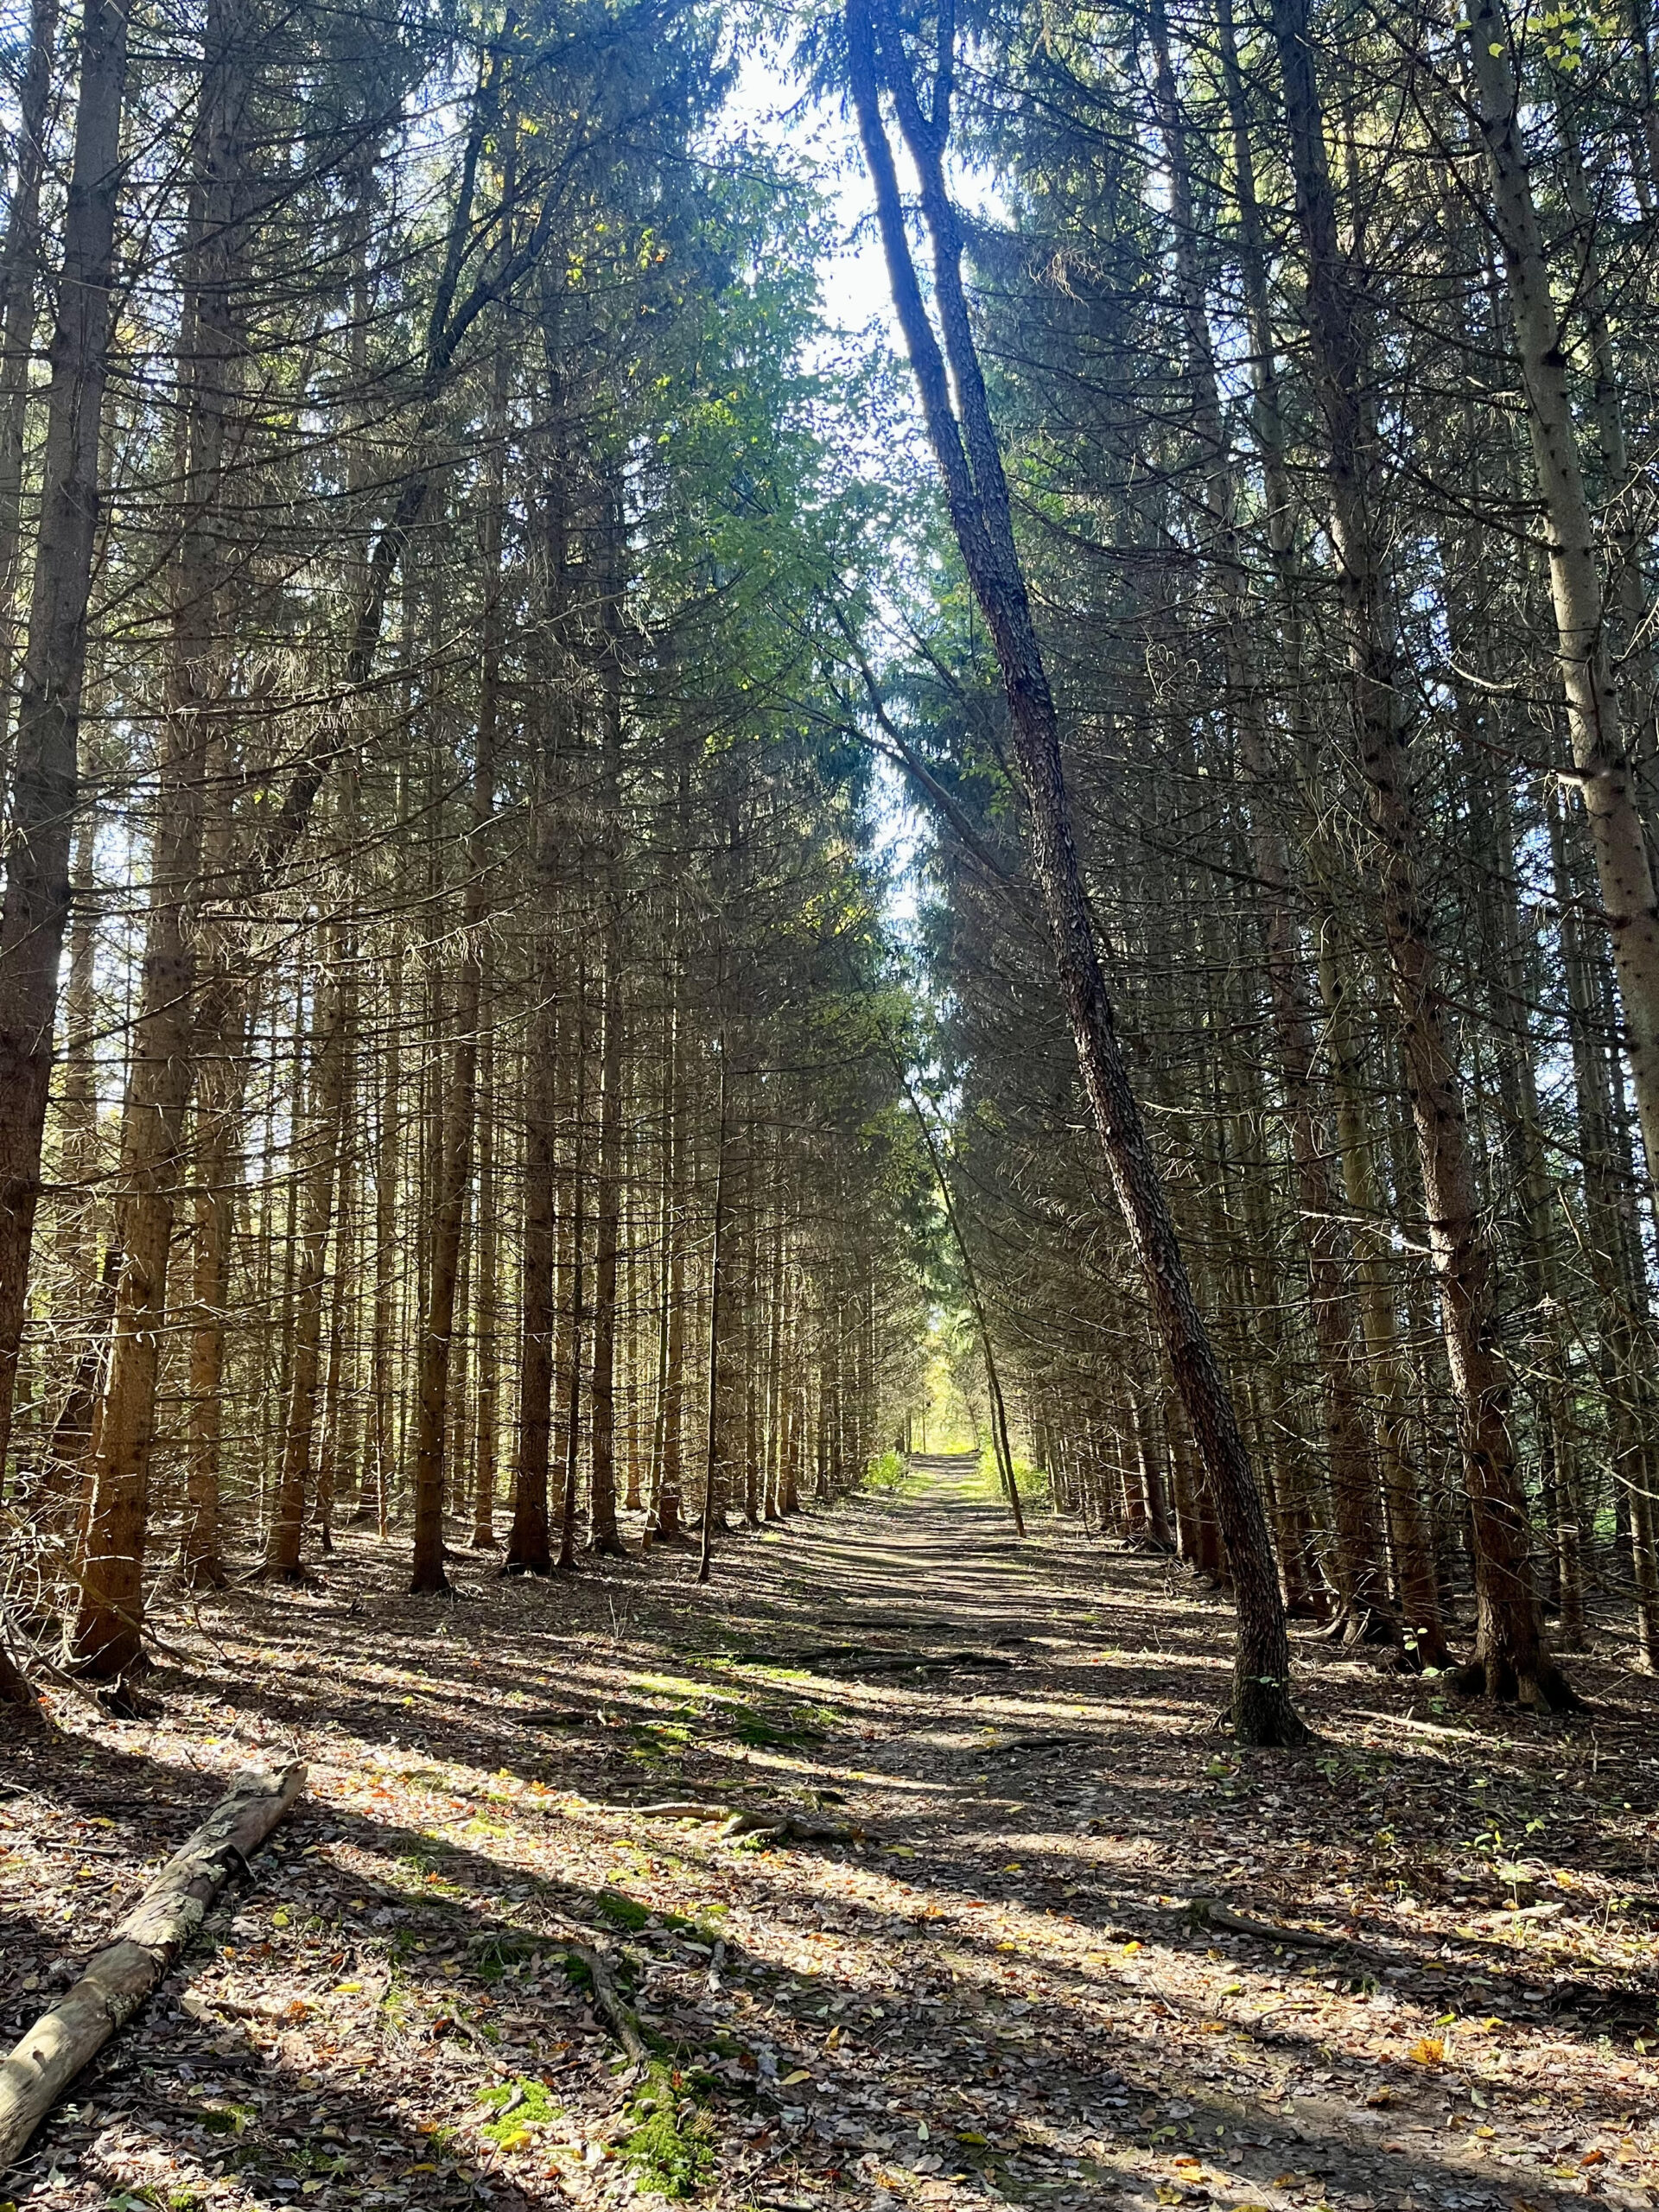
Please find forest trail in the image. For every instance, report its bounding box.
[4,1476,1658,2212]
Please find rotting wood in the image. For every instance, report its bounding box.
[0,1762,305,2173]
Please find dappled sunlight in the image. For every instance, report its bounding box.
[5,1465,1656,2212]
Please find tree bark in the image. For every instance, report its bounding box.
[0,0,132,1479]
[0,1764,304,2170]
[1267,0,1570,1707]
[1466,0,1659,1198]
[846,0,1305,1743]
[69,0,244,1671]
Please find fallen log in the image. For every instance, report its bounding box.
[0,1761,305,2175]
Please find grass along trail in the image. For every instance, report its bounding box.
[3,1459,1656,2212]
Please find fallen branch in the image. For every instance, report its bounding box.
[977,1732,1091,1757]
[1352,1708,1474,1745]
[624,1800,867,1841]
[718,1808,864,1843]
[1182,1896,1339,1950]
[563,1942,648,2066]
[630,1800,737,1819]
[0,1762,305,2175]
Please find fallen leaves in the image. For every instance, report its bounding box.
[3,1488,1656,2212]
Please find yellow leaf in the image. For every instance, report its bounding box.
[1410,2037,1445,2065]
[781,2069,811,2087]
[957,2133,988,2145]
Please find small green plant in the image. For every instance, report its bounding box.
[471,1931,547,1980]
[477,2075,563,2149]
[867,1446,906,1491]
[974,1444,1047,1506]
[630,1719,694,1764]
[618,2061,715,2199]
[729,1705,819,1749]
[197,2101,257,2135]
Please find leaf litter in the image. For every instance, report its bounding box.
[3,1476,1657,2212]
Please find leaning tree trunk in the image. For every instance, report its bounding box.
[1149,0,1384,1632]
[1466,0,1659,1199]
[846,0,1305,1743]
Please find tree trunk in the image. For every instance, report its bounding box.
[0,0,66,715]
[846,0,1304,1743]
[0,0,132,1480]
[472,957,499,1548]
[1150,0,1384,1631]
[1467,0,1659,1198]
[1267,0,1570,1708]
[68,0,242,1673]
[262,947,346,1578]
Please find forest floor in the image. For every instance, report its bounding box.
[4,1459,1659,2212]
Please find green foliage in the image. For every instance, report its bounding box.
[619,2060,716,2199]
[476,2075,563,2149]
[470,1930,549,1982]
[975,1444,1047,1505]
[726,1704,820,1748]
[196,2101,257,2136]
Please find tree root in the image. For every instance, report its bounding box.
[95,1674,162,1721]
[1183,1896,1338,1949]
[625,1799,866,1842]
[0,1642,45,1724]
[1450,1652,1588,1713]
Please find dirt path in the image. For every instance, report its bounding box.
[4,1464,1658,2212]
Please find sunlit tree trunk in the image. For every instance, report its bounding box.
[846,0,1304,1743]
[0,0,133,1505]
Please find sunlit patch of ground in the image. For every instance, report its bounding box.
[3,1459,1656,2212]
